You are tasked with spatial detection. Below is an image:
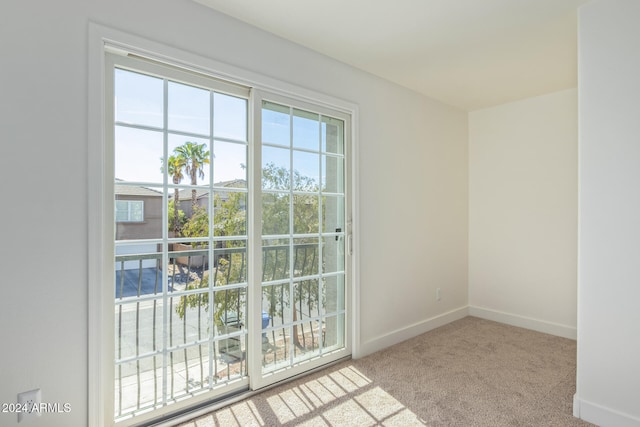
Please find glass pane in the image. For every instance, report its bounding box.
[293,194,319,235]
[214,93,247,141]
[115,200,129,222]
[293,320,321,362]
[262,325,291,373]
[322,275,345,314]
[214,191,247,237]
[214,141,247,185]
[213,242,247,286]
[168,135,212,187]
[262,239,290,282]
[323,314,345,351]
[293,239,319,277]
[322,237,345,274]
[262,193,290,236]
[293,151,320,191]
[174,205,210,241]
[262,101,290,147]
[168,81,210,135]
[214,288,248,375]
[115,200,138,222]
[322,116,344,154]
[170,291,210,345]
[116,186,162,239]
[262,146,290,190]
[180,344,210,393]
[262,283,291,327]
[322,195,345,233]
[166,189,181,239]
[215,332,247,382]
[115,126,163,184]
[293,280,320,324]
[115,68,163,128]
[114,245,163,298]
[129,201,144,221]
[322,155,344,193]
[213,287,247,335]
[115,299,164,360]
[172,187,210,230]
[293,108,319,151]
[167,346,210,398]
[115,355,162,416]
[168,248,209,292]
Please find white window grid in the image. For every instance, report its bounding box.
[111,57,252,421]
[102,49,352,426]
[259,100,347,375]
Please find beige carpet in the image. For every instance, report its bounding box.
[178,317,595,426]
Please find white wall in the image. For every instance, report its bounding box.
[468,89,578,338]
[576,0,640,425]
[0,1,468,425]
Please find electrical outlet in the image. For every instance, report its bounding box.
[436,288,441,301]
[17,389,41,423]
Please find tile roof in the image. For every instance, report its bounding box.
[114,179,163,197]
[177,179,247,200]
[114,179,246,199]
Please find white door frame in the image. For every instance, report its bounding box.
[88,23,361,427]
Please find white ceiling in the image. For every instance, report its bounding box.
[195,0,589,111]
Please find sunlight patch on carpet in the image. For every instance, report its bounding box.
[261,367,423,426]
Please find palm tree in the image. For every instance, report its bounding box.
[174,141,210,209]
[165,154,186,236]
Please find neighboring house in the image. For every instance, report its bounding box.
[115,179,163,240]
[115,180,163,269]
[177,179,247,217]
[115,179,246,269]
[115,178,246,241]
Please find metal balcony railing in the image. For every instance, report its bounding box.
[113,243,325,418]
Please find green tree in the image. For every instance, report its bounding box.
[214,192,246,238]
[174,141,210,209]
[161,141,210,236]
[175,193,247,326]
[167,199,186,234]
[180,205,209,247]
[177,162,321,352]
[162,154,186,236]
[261,162,319,237]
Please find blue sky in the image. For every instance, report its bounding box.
[114,68,342,190]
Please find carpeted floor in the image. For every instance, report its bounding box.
[178,316,595,426]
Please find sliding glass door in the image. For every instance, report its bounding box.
[110,54,252,422]
[256,98,348,388]
[106,53,350,425]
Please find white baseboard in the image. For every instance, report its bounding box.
[356,306,469,358]
[574,394,640,427]
[468,306,577,340]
